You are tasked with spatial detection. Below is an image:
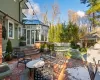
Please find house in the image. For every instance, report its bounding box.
[0,0,28,51]
[0,0,49,52]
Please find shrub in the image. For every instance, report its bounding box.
[64,51,71,57]
[71,41,80,49]
[19,36,26,41]
[70,50,82,60]
[5,39,13,61]
[47,43,51,51]
[64,49,82,60]
[51,44,54,51]
[79,48,87,52]
[40,43,45,52]
[6,39,13,53]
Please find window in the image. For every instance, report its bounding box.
[8,20,14,39]
[18,26,22,39]
[36,30,39,41]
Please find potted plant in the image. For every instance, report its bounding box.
[64,51,71,59]
[40,43,45,52]
[4,39,13,61]
[19,36,26,46]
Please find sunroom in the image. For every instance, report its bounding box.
[22,19,49,46]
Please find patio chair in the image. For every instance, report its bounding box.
[12,47,20,58]
[17,51,32,68]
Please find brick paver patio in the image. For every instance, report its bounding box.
[2,53,87,80]
[4,53,41,80]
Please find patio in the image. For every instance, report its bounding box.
[2,52,68,80]
[1,52,89,80]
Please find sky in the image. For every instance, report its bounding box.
[23,0,88,23]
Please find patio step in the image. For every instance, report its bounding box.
[23,48,40,56]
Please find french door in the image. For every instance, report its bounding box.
[26,30,36,46]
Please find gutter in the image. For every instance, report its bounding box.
[0,10,22,24]
[19,0,24,22]
[19,0,29,22]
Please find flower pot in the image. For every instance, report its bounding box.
[4,53,12,61]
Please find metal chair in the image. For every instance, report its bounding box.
[17,51,32,68]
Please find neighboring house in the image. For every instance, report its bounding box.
[23,19,49,46]
[0,0,49,51]
[80,27,100,47]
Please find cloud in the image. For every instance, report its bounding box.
[22,0,40,19]
[26,0,40,14]
[77,11,85,17]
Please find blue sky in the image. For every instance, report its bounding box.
[26,0,88,23]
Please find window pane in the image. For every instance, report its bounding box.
[9,23,13,38]
[36,30,39,41]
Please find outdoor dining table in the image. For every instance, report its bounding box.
[26,58,45,78]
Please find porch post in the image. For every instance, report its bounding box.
[0,23,2,63]
[39,31,41,41]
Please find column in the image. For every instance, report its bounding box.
[0,23,2,63]
[39,30,41,41]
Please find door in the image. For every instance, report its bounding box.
[26,30,36,46]
[31,30,35,44]
[26,30,30,46]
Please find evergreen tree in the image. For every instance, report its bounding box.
[66,22,79,42]
[48,25,55,42]
[80,0,100,28]
[6,39,13,53]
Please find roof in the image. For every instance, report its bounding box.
[23,19,49,27]
[23,19,43,24]
[81,33,100,40]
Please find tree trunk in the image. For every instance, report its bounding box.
[92,13,95,30]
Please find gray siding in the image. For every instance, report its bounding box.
[0,0,19,21]
[2,20,19,51]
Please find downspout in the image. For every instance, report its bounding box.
[19,0,24,22]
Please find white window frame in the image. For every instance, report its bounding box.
[8,20,14,39]
[18,26,22,39]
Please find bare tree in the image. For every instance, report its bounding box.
[41,5,48,25]
[52,2,60,24]
[68,10,78,24]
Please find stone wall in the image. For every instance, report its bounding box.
[87,43,100,64]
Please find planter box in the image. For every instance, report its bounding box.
[35,41,47,49]
[19,41,26,46]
